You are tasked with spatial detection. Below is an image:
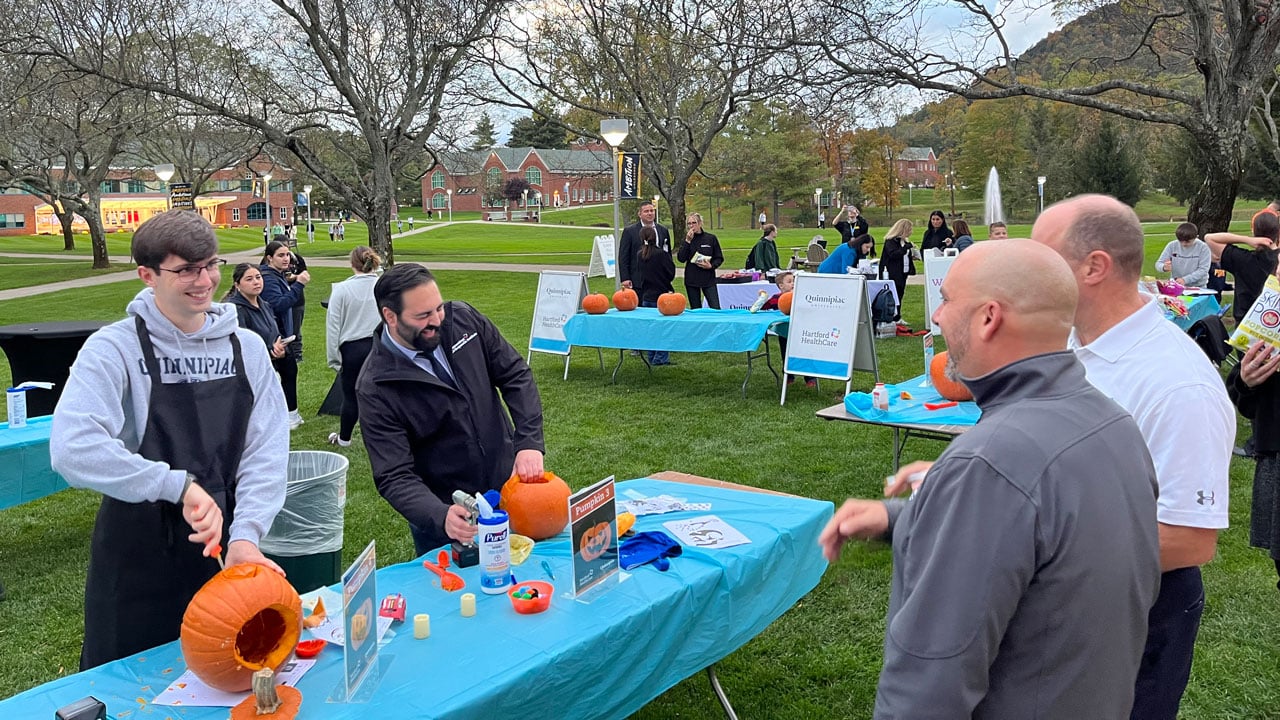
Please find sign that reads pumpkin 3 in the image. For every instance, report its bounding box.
[619,153,642,199]
[328,539,392,704]
[569,475,620,601]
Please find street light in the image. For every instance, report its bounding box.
[303,184,313,243]
[814,188,822,228]
[154,164,175,210]
[908,182,914,208]
[522,188,528,211]
[446,188,453,223]
[534,191,541,221]
[601,118,630,289]
[652,194,660,225]
[1037,176,1047,215]
[262,172,273,242]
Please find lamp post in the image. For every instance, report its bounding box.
[446,188,453,222]
[1037,176,1047,215]
[653,194,660,225]
[601,118,630,289]
[303,185,313,243]
[814,188,822,228]
[262,172,273,242]
[522,188,528,215]
[154,164,175,211]
[883,146,894,220]
[908,182,914,208]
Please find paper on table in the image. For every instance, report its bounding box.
[152,658,315,707]
[618,494,712,517]
[663,515,751,549]
[307,613,394,648]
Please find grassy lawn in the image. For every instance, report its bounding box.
[0,258,130,290]
[0,258,1277,716]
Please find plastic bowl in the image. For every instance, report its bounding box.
[507,581,554,614]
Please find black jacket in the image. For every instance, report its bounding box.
[880,235,916,280]
[618,221,671,291]
[227,293,281,351]
[356,301,545,550]
[637,246,676,304]
[677,231,724,288]
[258,264,305,336]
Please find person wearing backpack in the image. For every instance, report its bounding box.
[745,224,780,272]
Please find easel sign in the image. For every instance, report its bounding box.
[923,254,957,334]
[588,234,617,279]
[527,270,588,365]
[782,273,878,404]
[568,475,620,602]
[327,540,391,704]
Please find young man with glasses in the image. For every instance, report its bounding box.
[51,210,289,669]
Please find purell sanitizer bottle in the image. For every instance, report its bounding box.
[478,510,511,594]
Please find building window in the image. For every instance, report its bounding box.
[100,180,120,194]
[0,213,26,228]
[432,170,445,189]
[241,179,253,193]
[232,208,241,222]
[432,193,447,209]
[127,179,147,194]
[247,202,266,220]
[525,167,542,186]
[279,206,287,219]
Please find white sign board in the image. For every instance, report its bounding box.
[784,274,877,389]
[528,270,588,359]
[923,254,958,335]
[588,234,617,279]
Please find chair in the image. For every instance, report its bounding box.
[803,243,828,272]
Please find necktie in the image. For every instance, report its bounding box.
[419,350,458,390]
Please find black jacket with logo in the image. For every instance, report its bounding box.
[356,301,545,549]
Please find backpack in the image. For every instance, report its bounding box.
[871,285,897,324]
[1187,316,1231,367]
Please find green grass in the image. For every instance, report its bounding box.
[0,259,1278,717]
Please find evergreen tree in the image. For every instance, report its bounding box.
[507,114,567,149]
[471,114,497,151]
[1072,118,1142,206]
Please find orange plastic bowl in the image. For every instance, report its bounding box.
[507,581,554,614]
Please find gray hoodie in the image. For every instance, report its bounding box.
[51,288,288,546]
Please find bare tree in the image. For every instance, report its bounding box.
[137,105,266,201]
[805,0,1280,231]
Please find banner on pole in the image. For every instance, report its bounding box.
[168,183,194,210]
[529,271,589,357]
[588,234,617,279]
[619,153,642,199]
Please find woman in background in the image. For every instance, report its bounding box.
[223,263,292,423]
[879,219,916,324]
[920,210,952,253]
[260,241,310,428]
[637,226,676,366]
[951,220,975,252]
[325,246,382,446]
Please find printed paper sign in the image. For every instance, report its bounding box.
[924,254,957,335]
[154,659,315,707]
[662,515,751,549]
[341,540,378,700]
[569,475,619,598]
[784,273,865,380]
[588,234,617,279]
[529,271,588,356]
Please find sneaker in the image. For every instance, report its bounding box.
[288,410,304,430]
[786,376,795,385]
[805,379,817,388]
[328,432,352,447]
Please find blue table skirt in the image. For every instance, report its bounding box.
[0,478,832,720]
[845,375,982,426]
[563,308,785,353]
[1167,294,1220,331]
[0,415,66,510]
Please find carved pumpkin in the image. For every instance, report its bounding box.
[657,292,686,316]
[929,351,973,402]
[778,291,793,315]
[582,293,609,314]
[580,521,613,562]
[180,564,303,692]
[613,288,639,311]
[500,471,572,540]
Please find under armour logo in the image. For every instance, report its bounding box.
[1196,490,1215,506]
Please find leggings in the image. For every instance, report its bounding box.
[272,354,298,412]
[686,283,720,309]
[337,337,373,441]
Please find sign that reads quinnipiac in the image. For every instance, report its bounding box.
[784,273,866,381]
[619,153,642,199]
[528,270,588,358]
[169,183,194,210]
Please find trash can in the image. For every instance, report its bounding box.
[261,451,348,594]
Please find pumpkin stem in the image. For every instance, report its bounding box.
[252,668,282,714]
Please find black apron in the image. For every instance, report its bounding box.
[80,316,254,670]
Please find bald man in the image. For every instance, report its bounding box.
[1033,195,1234,720]
[820,241,1160,719]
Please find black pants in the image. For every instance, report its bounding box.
[337,337,373,441]
[888,276,907,321]
[272,354,298,412]
[1130,566,1204,720]
[686,283,720,309]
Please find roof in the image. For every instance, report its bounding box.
[434,147,612,175]
[899,147,936,161]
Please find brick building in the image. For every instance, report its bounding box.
[421,146,613,214]
[897,147,941,188]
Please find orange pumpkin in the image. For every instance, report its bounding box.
[929,351,973,402]
[617,511,636,537]
[778,291,794,315]
[657,292,686,316]
[180,565,303,692]
[582,293,609,314]
[612,288,639,311]
[500,471,572,540]
[580,521,613,562]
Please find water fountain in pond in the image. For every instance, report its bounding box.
[984,167,1004,225]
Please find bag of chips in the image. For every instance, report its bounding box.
[1229,275,1280,351]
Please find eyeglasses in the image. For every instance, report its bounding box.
[686,220,700,227]
[157,258,226,281]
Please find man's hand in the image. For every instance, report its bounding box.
[818,499,890,562]
[225,540,285,575]
[513,449,544,482]
[1240,339,1280,387]
[444,504,478,544]
[884,460,933,497]
[622,280,633,289]
[182,481,223,555]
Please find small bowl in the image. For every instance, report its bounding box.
[295,638,327,658]
[507,581,554,614]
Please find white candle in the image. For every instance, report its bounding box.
[460,593,476,618]
[414,613,431,639]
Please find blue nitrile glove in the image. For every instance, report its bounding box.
[620,531,683,571]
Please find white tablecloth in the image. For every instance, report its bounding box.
[716,279,898,310]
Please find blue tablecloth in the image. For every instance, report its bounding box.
[563,308,784,353]
[845,374,982,426]
[1166,294,1220,331]
[0,415,66,511]
[0,477,832,719]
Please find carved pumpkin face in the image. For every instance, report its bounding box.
[180,565,303,692]
[613,288,639,311]
[500,471,572,540]
[582,293,609,314]
[657,292,686,316]
[580,521,613,562]
[929,351,973,401]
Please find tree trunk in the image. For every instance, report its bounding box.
[81,196,110,269]
[58,211,75,251]
[1187,142,1242,234]
[367,211,394,266]
[749,200,757,229]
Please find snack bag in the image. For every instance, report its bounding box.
[1229,275,1280,351]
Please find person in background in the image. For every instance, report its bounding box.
[745,223,781,271]
[677,212,724,309]
[408,216,415,230]
[951,219,975,252]
[1156,222,1211,288]
[259,240,310,429]
[820,239,1159,718]
[286,243,308,362]
[325,246,383,446]
[224,264,288,363]
[878,219,915,324]
[920,210,953,253]
[818,231,874,274]
[636,226,676,366]
[830,205,871,251]
[51,211,287,669]
[1229,335,1280,594]
[988,221,1009,240]
[758,210,767,228]
[618,201,672,295]
[761,271,815,387]
[818,208,826,228]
